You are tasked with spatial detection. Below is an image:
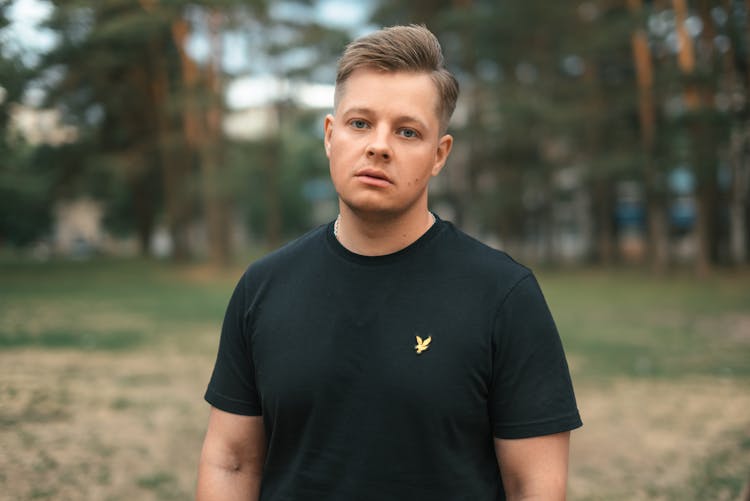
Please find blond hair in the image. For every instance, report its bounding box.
[334,24,459,133]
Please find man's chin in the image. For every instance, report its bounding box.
[340,199,400,219]
[340,197,427,223]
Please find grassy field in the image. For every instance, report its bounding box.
[1,258,749,500]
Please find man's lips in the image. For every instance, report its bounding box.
[355,168,393,186]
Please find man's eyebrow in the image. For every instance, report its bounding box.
[341,106,374,117]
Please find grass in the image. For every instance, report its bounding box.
[0,328,144,350]
[1,257,749,500]
[658,428,750,500]
[0,257,238,354]
[3,258,747,376]
[540,269,750,379]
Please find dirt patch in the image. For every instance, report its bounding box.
[1,349,749,500]
[570,379,750,500]
[0,349,214,501]
[700,314,750,344]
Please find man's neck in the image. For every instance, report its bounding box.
[334,206,436,256]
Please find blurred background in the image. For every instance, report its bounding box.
[1,0,748,271]
[1,1,749,500]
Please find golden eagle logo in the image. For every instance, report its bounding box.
[415,335,432,355]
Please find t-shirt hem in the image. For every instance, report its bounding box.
[204,386,262,416]
[493,412,583,439]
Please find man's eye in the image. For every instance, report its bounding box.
[399,128,418,138]
[350,119,368,129]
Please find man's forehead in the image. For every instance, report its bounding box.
[335,69,440,121]
[339,67,435,91]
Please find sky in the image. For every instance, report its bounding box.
[3,0,56,64]
[4,0,375,108]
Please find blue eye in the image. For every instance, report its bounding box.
[399,128,418,138]
[350,119,368,129]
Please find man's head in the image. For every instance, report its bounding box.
[334,25,459,133]
[324,26,457,222]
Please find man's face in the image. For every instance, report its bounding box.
[324,68,453,219]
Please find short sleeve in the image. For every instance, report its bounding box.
[204,272,263,416]
[490,273,581,439]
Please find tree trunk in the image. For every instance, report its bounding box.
[201,10,231,266]
[140,2,191,261]
[130,169,157,256]
[693,185,712,277]
[721,0,749,266]
[173,9,230,266]
[582,48,615,266]
[629,0,669,272]
[149,46,191,262]
[265,135,282,249]
[692,0,720,276]
[172,18,202,148]
[728,127,749,265]
[594,178,616,265]
[647,194,670,272]
[674,0,720,276]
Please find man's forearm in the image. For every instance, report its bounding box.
[196,410,266,501]
[195,460,262,501]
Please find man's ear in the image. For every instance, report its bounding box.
[431,134,453,176]
[324,114,334,158]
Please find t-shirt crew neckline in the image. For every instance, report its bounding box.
[325,212,446,266]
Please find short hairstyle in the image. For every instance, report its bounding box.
[334,24,459,133]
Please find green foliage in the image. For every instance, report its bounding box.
[2,0,747,266]
[0,3,51,246]
[226,110,332,240]
[371,1,749,267]
[19,0,347,258]
[0,142,54,245]
[372,1,642,238]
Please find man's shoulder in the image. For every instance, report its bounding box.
[242,223,328,279]
[439,221,531,282]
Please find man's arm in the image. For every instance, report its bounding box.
[196,407,267,501]
[494,431,570,501]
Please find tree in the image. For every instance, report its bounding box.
[724,0,750,265]
[221,1,348,248]
[36,0,255,262]
[629,0,670,272]
[35,0,346,263]
[0,2,54,247]
[38,1,175,255]
[372,1,640,264]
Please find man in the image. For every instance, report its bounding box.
[196,25,581,500]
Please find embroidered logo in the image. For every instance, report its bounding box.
[415,335,432,355]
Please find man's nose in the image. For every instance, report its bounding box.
[365,126,392,161]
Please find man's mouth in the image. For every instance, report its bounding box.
[355,168,393,186]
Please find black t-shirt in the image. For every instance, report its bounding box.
[205,216,582,500]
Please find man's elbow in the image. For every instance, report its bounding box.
[196,443,265,500]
